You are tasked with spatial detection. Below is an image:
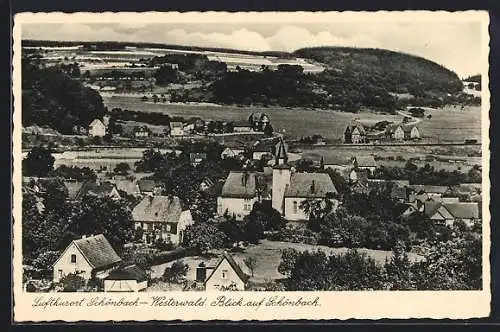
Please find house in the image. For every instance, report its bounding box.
[109,179,141,197]
[283,173,338,221]
[88,119,107,137]
[134,126,150,138]
[63,181,85,201]
[102,115,111,127]
[402,125,421,140]
[169,122,185,136]
[74,180,121,201]
[349,168,370,183]
[394,202,420,218]
[183,123,195,134]
[352,155,377,172]
[232,121,253,133]
[423,202,479,227]
[189,152,207,167]
[104,264,148,292]
[137,179,164,196]
[132,195,194,245]
[197,252,249,291]
[386,124,405,140]
[52,234,122,283]
[410,185,451,198]
[217,171,259,220]
[344,121,366,143]
[248,112,270,131]
[221,147,245,159]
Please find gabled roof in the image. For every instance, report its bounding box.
[132,195,184,223]
[421,185,451,194]
[170,122,184,128]
[64,181,84,200]
[423,202,443,217]
[105,264,147,282]
[110,179,141,196]
[386,124,404,134]
[220,171,257,198]
[62,234,122,269]
[89,119,105,127]
[345,123,366,135]
[353,155,377,167]
[137,179,162,192]
[275,139,288,161]
[444,203,479,219]
[205,252,248,285]
[74,181,118,200]
[402,124,419,134]
[284,172,337,198]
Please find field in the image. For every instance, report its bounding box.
[103,96,482,142]
[150,239,424,283]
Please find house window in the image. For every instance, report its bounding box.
[243,199,252,211]
[70,254,77,263]
[293,201,298,214]
[166,224,171,232]
[222,270,228,279]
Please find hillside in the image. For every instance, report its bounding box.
[294,47,463,100]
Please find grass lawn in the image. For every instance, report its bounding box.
[149,240,424,283]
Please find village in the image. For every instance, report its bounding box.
[20,39,483,293]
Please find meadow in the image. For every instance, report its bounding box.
[103,96,482,142]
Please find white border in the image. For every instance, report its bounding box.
[12,11,491,321]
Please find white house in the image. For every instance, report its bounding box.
[272,139,338,220]
[200,252,248,291]
[221,147,245,159]
[403,125,421,140]
[217,171,259,220]
[424,202,479,227]
[104,264,148,292]
[283,173,338,221]
[134,126,150,138]
[170,122,185,136]
[132,195,194,245]
[52,234,122,283]
[88,119,107,137]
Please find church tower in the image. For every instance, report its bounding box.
[272,139,291,215]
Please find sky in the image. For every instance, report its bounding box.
[22,21,483,78]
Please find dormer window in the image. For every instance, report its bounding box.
[70,254,77,263]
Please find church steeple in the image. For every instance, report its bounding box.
[275,138,288,166]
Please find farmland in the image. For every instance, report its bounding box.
[103,96,482,143]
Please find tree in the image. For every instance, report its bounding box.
[60,273,86,292]
[114,162,131,175]
[69,196,134,253]
[31,250,60,279]
[384,241,414,290]
[163,260,189,283]
[277,248,300,277]
[182,221,226,254]
[320,209,368,248]
[244,256,257,277]
[155,65,179,85]
[22,146,55,176]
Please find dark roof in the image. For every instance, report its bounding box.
[301,150,350,166]
[275,139,288,161]
[74,181,117,200]
[220,171,257,198]
[64,181,84,200]
[444,203,479,219]
[170,122,183,128]
[132,195,185,223]
[205,252,248,285]
[105,264,147,282]
[423,202,443,217]
[72,234,122,269]
[386,124,403,134]
[137,179,162,192]
[345,123,366,135]
[109,179,141,195]
[402,124,419,134]
[285,172,337,198]
[411,185,451,194]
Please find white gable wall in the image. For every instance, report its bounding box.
[53,243,93,282]
[205,259,245,291]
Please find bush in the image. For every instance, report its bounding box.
[162,260,189,283]
[60,273,86,292]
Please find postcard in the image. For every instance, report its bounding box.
[12,10,491,321]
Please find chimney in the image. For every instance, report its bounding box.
[196,262,207,282]
[311,180,316,193]
[148,195,154,204]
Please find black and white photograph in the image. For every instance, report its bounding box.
[12,11,490,321]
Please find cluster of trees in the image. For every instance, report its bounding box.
[210,65,323,107]
[371,161,482,185]
[109,107,173,126]
[279,227,481,291]
[182,202,286,253]
[150,53,227,81]
[23,181,136,278]
[50,165,97,181]
[22,52,106,134]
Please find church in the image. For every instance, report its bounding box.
[271,139,338,221]
[218,138,338,221]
